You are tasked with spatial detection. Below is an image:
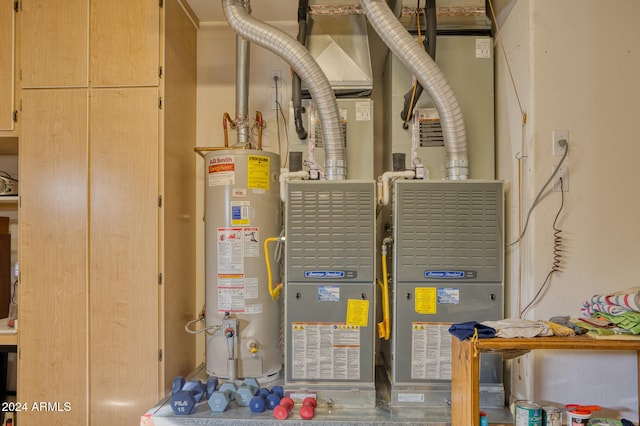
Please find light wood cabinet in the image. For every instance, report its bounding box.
[20,0,88,88]
[89,88,160,425]
[18,1,197,424]
[90,0,160,87]
[19,88,89,425]
[0,0,17,132]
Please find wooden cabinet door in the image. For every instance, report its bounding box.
[0,0,14,131]
[89,88,160,426]
[90,0,160,87]
[20,0,88,88]
[18,89,88,426]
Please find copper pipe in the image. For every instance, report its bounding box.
[223,112,236,148]
[255,111,263,150]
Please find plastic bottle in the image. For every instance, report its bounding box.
[480,410,489,426]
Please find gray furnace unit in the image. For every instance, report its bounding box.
[284,180,376,408]
[390,180,504,407]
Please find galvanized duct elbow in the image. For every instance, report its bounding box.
[361,0,468,180]
[222,0,346,180]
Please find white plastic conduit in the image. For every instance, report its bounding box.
[361,0,469,180]
[222,0,346,180]
[378,170,415,206]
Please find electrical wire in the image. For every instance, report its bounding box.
[487,0,526,125]
[507,140,569,246]
[520,176,565,318]
[274,75,290,167]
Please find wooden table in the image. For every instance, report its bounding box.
[451,335,640,425]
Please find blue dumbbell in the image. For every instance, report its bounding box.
[206,377,219,399]
[265,392,281,410]
[249,395,266,413]
[170,389,196,415]
[271,385,284,398]
[171,376,186,395]
[182,380,207,402]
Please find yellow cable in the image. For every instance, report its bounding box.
[377,253,391,340]
[263,237,282,300]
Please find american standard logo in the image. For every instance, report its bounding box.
[304,270,357,279]
[424,270,477,279]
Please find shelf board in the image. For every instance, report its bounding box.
[0,196,17,203]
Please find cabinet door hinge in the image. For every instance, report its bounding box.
[12,110,17,123]
[13,0,18,12]
[158,195,163,207]
[158,273,163,285]
[158,97,163,109]
[159,0,163,8]
[159,66,163,78]
[158,349,163,361]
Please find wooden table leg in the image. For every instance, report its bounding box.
[452,337,481,426]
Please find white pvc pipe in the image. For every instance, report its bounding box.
[379,170,415,206]
[280,170,310,202]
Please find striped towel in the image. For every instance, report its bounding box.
[582,287,640,316]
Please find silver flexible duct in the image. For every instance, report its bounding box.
[361,0,468,180]
[236,34,250,146]
[223,0,346,179]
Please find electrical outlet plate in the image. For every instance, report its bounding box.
[553,166,569,192]
[552,130,569,156]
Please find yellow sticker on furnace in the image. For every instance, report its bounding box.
[415,287,437,314]
[247,155,270,190]
[346,299,369,327]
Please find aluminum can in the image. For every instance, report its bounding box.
[514,400,542,426]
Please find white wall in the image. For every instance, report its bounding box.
[497,0,639,419]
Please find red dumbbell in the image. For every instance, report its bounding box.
[299,397,316,420]
[273,396,295,420]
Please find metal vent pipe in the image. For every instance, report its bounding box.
[361,0,468,180]
[223,0,346,180]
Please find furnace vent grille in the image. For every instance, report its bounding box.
[394,181,503,282]
[286,181,375,282]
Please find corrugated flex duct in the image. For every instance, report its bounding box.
[361,0,469,179]
[223,0,346,180]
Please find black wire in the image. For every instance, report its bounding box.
[520,177,565,318]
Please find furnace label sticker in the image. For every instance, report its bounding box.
[291,322,360,380]
[475,38,491,59]
[217,228,244,274]
[415,287,437,314]
[208,155,235,186]
[410,322,452,380]
[247,155,270,190]
[243,227,259,257]
[231,201,250,225]
[346,299,369,327]
[317,286,340,302]
[437,288,460,304]
[355,101,371,121]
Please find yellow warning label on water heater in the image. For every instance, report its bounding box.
[247,155,270,190]
[415,287,437,314]
[346,299,369,327]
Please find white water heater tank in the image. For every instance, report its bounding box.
[203,149,282,380]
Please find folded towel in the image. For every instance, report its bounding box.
[481,318,554,338]
[448,321,496,341]
[582,287,640,316]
